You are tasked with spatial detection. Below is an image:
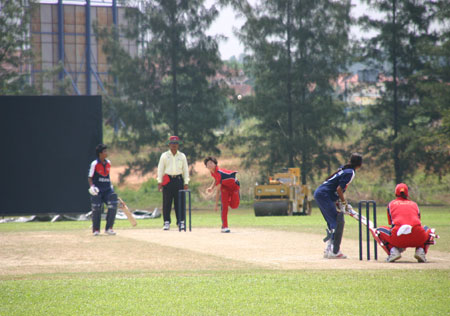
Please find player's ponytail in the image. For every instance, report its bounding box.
[325,153,362,181]
[325,168,341,181]
[342,153,363,170]
[394,183,409,199]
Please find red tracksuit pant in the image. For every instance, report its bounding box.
[221,188,240,228]
[377,224,431,253]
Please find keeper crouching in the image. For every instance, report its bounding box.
[377,183,438,263]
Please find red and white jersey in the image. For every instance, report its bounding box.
[387,197,421,227]
[211,166,239,191]
[88,159,112,192]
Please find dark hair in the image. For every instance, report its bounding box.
[325,153,362,181]
[345,153,363,169]
[96,144,107,157]
[204,156,218,166]
[399,192,408,199]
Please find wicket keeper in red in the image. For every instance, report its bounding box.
[377,183,436,263]
[204,157,240,233]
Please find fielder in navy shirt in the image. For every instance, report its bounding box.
[88,144,119,236]
[314,153,362,259]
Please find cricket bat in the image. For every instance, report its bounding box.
[346,206,390,255]
[118,197,137,227]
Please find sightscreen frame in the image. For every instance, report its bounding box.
[0,96,102,215]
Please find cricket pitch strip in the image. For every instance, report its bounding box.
[1,228,449,277]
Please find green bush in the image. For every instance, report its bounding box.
[115,178,204,210]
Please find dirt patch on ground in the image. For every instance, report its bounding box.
[0,230,250,277]
[1,228,448,277]
[120,228,450,270]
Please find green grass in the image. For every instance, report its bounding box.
[115,178,168,209]
[114,178,257,211]
[342,166,450,205]
[1,207,449,315]
[112,170,450,215]
[114,178,227,210]
[1,270,449,316]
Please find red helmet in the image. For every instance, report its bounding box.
[395,183,409,197]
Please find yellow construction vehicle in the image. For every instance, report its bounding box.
[254,168,313,216]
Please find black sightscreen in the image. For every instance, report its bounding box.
[0,96,102,215]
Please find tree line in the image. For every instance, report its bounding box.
[1,0,449,183]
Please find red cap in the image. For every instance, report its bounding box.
[395,183,408,197]
[168,135,181,144]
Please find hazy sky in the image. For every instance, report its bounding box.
[206,1,379,60]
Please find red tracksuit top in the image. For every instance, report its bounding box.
[387,198,421,227]
[211,166,239,191]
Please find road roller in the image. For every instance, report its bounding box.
[253,168,313,216]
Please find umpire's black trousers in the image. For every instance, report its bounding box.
[162,175,185,225]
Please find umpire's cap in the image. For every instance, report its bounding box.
[96,144,107,157]
[167,135,182,145]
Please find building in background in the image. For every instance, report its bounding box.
[30,0,136,95]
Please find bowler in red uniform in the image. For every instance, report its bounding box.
[377,183,435,262]
[204,157,240,233]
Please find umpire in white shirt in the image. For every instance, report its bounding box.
[157,136,190,230]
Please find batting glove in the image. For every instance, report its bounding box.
[346,203,353,214]
[338,200,350,213]
[89,185,99,196]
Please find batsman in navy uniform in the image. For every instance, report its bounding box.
[314,153,362,259]
[88,144,118,236]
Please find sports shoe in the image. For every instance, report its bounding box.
[105,229,116,235]
[93,230,100,236]
[414,247,427,263]
[180,221,185,230]
[323,241,333,258]
[163,221,170,230]
[221,227,231,233]
[386,247,401,262]
[327,251,347,259]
